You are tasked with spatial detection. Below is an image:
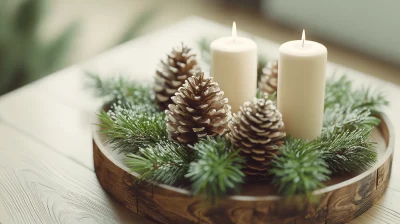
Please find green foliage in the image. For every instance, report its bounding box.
[125,140,191,186]
[320,75,382,173]
[270,75,386,200]
[325,75,388,112]
[0,0,78,95]
[323,106,380,135]
[86,72,154,106]
[98,103,166,154]
[270,137,331,200]
[14,0,46,36]
[186,137,245,202]
[197,37,212,65]
[316,128,377,173]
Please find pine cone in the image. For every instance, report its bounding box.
[258,61,278,95]
[166,72,231,145]
[154,43,200,110]
[228,94,286,176]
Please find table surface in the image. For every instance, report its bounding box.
[0,17,399,224]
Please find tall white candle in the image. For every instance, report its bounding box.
[210,22,257,112]
[277,30,327,140]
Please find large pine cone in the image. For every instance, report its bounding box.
[154,43,200,110]
[228,94,286,176]
[258,61,278,95]
[166,72,231,145]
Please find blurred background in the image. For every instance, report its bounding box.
[0,0,399,95]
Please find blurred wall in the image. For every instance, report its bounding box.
[262,0,400,65]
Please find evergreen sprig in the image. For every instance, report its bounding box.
[324,75,388,112]
[98,103,167,154]
[323,106,380,135]
[316,128,376,173]
[186,137,245,202]
[270,137,331,200]
[269,75,385,199]
[125,141,191,186]
[86,72,154,106]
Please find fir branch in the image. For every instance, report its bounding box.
[98,103,167,154]
[316,128,377,173]
[321,96,379,173]
[86,72,154,106]
[125,141,191,185]
[354,87,389,113]
[186,137,245,202]
[270,137,331,200]
[325,75,388,112]
[324,75,352,109]
[323,106,380,135]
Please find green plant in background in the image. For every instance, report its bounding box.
[0,0,78,95]
[0,0,157,96]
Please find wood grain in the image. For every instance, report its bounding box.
[93,114,395,224]
[0,124,152,224]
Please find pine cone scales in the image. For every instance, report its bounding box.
[166,72,231,144]
[258,61,278,95]
[154,43,200,109]
[228,94,286,176]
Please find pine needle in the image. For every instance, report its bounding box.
[86,72,154,106]
[316,128,377,173]
[324,75,388,112]
[270,137,331,201]
[323,105,380,134]
[185,137,245,202]
[98,103,167,154]
[125,141,191,186]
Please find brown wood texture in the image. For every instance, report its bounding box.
[0,124,153,224]
[93,114,394,224]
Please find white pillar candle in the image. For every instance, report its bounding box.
[277,30,327,140]
[210,22,257,112]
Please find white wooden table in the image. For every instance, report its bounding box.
[0,17,399,224]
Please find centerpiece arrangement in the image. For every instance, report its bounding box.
[89,23,391,223]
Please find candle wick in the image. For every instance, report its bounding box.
[302,29,305,48]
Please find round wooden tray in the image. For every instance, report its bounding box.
[92,114,394,224]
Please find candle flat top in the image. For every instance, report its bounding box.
[280,40,327,57]
[211,36,257,52]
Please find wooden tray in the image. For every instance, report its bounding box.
[92,114,394,224]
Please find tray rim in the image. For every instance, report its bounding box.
[92,112,394,202]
